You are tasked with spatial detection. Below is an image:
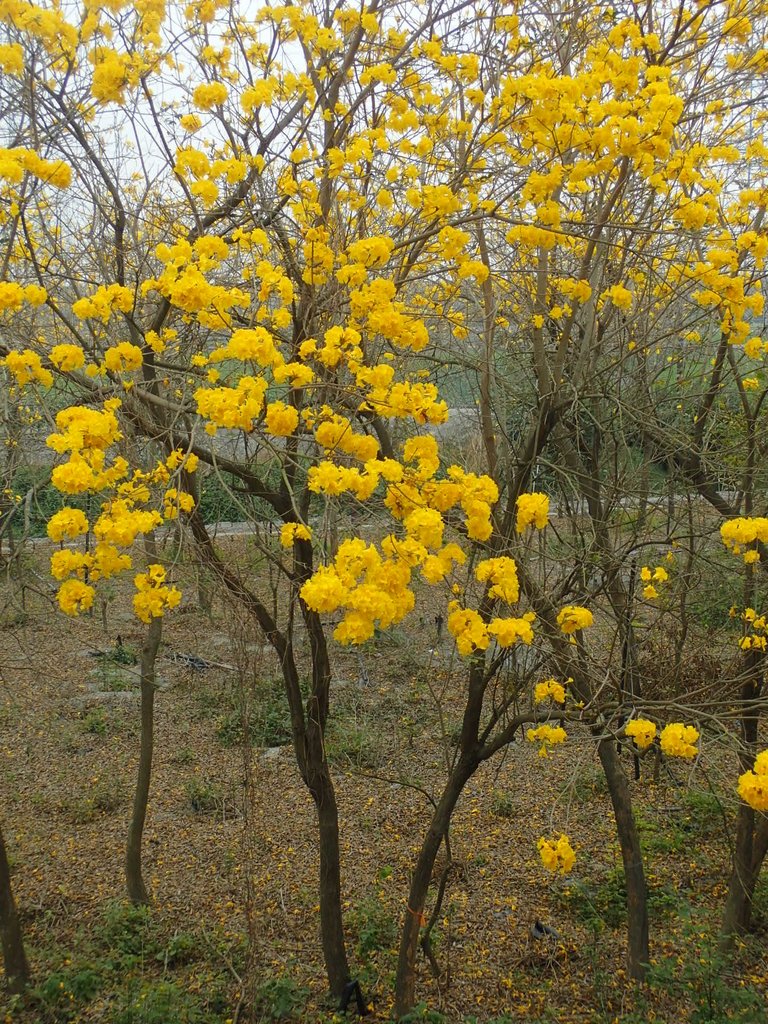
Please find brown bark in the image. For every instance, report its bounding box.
[125,615,162,904]
[313,765,350,998]
[0,821,29,994]
[394,760,474,1018]
[597,739,649,981]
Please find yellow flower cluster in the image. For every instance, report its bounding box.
[162,489,195,520]
[300,538,414,644]
[659,723,699,759]
[640,565,669,600]
[516,492,549,532]
[527,724,567,756]
[193,81,228,109]
[104,342,143,373]
[738,607,767,652]
[50,344,86,372]
[4,349,53,388]
[720,517,768,563]
[737,750,768,812]
[0,147,71,189]
[47,402,127,494]
[556,605,593,634]
[57,579,95,617]
[475,557,519,604]
[280,522,312,548]
[0,281,48,313]
[47,507,89,543]
[624,718,657,750]
[534,678,566,704]
[537,834,575,875]
[133,564,182,623]
[72,284,133,323]
[195,376,268,433]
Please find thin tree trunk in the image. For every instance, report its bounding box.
[313,767,350,999]
[394,761,473,1018]
[720,669,761,953]
[598,739,649,981]
[0,821,29,994]
[125,615,162,904]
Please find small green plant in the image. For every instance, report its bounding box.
[82,707,109,736]
[561,867,626,931]
[396,1004,446,1024]
[36,963,103,1017]
[490,789,516,819]
[185,776,227,815]
[325,715,383,769]
[94,903,158,964]
[648,923,768,1023]
[114,980,210,1024]
[156,930,200,967]
[254,976,309,1021]
[348,896,397,959]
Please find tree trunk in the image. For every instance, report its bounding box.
[0,821,29,994]
[720,671,761,954]
[312,766,350,999]
[721,804,757,948]
[125,615,162,904]
[598,739,648,981]
[394,761,473,1018]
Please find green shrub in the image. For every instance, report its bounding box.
[114,980,209,1024]
[254,976,309,1021]
[348,896,397,959]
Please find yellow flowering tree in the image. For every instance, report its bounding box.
[2,0,768,1013]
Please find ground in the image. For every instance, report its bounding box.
[0,534,766,1023]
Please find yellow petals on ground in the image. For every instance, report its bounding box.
[659,723,699,759]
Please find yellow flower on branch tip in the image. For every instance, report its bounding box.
[133,564,181,623]
[265,401,299,436]
[534,678,566,704]
[57,579,95,616]
[280,522,312,548]
[515,492,549,532]
[659,723,699,759]
[49,344,85,372]
[104,342,143,373]
[738,750,768,811]
[625,719,657,750]
[556,605,593,634]
[526,724,567,756]
[537,834,575,875]
[47,507,89,542]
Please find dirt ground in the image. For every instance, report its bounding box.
[0,535,766,1023]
